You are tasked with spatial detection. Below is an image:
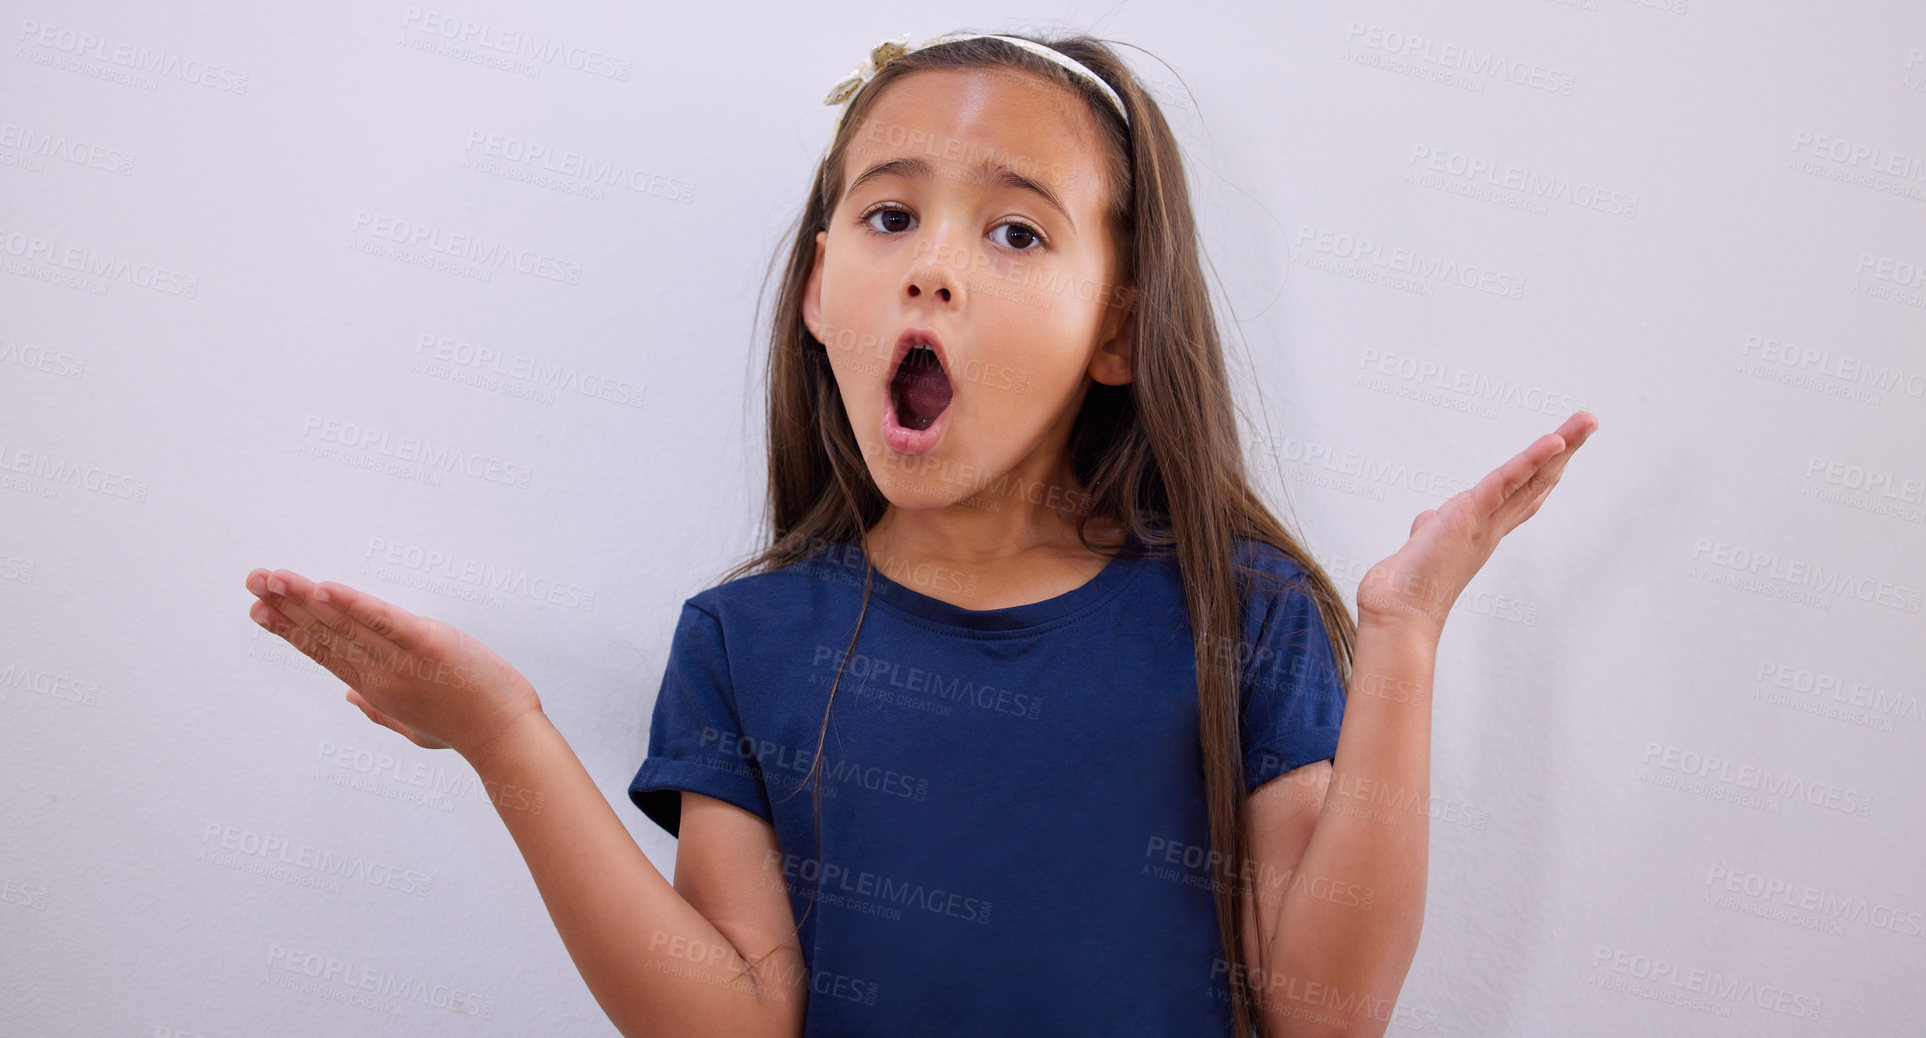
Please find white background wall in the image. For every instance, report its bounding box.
[3,2,1922,1035]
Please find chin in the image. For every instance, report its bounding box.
[861,448,957,506]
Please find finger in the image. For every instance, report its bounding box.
[1525,412,1598,489]
[1487,412,1598,509]
[251,594,368,690]
[1464,431,1567,524]
[251,570,370,684]
[259,570,352,660]
[1556,410,1599,443]
[248,597,295,634]
[1495,412,1599,526]
[310,579,420,655]
[257,569,388,672]
[289,574,410,662]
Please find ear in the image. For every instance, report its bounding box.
[802,229,828,344]
[1089,284,1134,386]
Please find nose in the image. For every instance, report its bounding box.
[904,233,961,305]
[906,267,953,304]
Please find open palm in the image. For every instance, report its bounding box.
[244,568,542,758]
[1356,411,1598,636]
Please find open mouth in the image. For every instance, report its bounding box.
[890,340,953,432]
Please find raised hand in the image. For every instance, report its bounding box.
[1356,411,1599,638]
[244,568,543,760]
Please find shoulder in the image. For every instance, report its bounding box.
[682,539,865,626]
[1227,536,1345,651]
[1229,536,1317,596]
[1230,535,1302,571]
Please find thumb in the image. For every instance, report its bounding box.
[347,690,450,750]
[346,689,418,742]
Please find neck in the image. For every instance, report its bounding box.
[863,454,1119,566]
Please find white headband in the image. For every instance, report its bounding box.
[821,31,1130,140]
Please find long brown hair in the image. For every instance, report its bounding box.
[711,31,1358,1036]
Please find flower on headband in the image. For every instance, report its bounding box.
[823,33,913,106]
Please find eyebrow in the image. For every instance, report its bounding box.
[844,154,1075,232]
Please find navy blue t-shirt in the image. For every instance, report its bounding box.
[627,532,1348,1036]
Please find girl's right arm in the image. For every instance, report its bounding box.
[466,715,809,1038]
[244,568,807,1038]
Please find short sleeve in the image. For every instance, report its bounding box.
[1239,562,1348,794]
[627,601,773,837]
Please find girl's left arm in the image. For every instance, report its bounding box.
[1248,412,1598,1038]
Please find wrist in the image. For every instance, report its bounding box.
[1356,611,1445,648]
[461,706,553,780]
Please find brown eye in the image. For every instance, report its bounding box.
[995,222,1043,251]
[863,206,913,234]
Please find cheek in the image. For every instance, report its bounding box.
[977,300,1100,399]
[823,346,885,422]
[818,256,895,385]
[824,240,893,303]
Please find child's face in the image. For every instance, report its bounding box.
[802,66,1133,513]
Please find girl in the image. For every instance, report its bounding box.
[244,29,1596,1038]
